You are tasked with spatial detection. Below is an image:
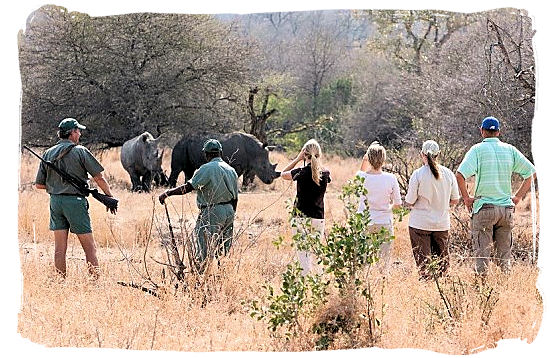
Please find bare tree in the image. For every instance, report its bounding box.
[482,9,535,159]
[366,10,474,74]
[247,86,277,145]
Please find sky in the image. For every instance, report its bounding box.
[2,1,549,357]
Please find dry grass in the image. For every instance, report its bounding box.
[17,147,542,353]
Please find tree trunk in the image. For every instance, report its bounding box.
[245,86,278,188]
[248,86,277,145]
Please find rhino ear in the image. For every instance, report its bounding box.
[141,133,149,142]
[265,145,276,152]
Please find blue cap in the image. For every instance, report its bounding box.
[481,117,500,131]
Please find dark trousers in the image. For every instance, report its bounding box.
[409,227,450,279]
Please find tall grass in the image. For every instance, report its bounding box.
[17,147,541,353]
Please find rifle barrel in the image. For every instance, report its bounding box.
[22,145,42,160]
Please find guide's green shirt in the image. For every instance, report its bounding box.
[188,157,238,209]
[35,140,104,195]
[457,137,535,214]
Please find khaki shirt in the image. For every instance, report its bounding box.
[35,140,104,195]
[188,157,238,209]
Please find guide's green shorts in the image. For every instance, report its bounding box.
[49,194,92,234]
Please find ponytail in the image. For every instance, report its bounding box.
[310,154,321,185]
[427,154,440,179]
[302,139,323,186]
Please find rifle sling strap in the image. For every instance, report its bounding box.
[50,144,87,195]
[53,144,76,164]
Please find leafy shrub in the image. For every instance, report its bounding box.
[245,175,398,348]
[246,262,328,338]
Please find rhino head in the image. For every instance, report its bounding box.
[141,133,165,174]
[253,143,281,184]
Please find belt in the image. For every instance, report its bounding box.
[199,200,233,210]
[480,204,514,209]
[54,193,86,198]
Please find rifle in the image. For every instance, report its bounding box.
[23,145,118,212]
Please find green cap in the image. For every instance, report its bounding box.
[58,118,86,131]
[202,139,222,153]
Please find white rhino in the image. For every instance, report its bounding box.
[121,132,167,192]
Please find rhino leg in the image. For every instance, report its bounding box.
[129,172,142,192]
[242,170,256,189]
[159,172,170,186]
[184,169,195,183]
[168,169,181,188]
[153,171,169,187]
[141,171,153,192]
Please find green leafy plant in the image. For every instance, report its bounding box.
[245,175,393,348]
[319,176,392,291]
[247,262,328,338]
[393,206,410,222]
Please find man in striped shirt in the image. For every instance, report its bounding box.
[456,116,536,275]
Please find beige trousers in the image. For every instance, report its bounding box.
[471,205,514,274]
[292,217,325,276]
[367,223,394,274]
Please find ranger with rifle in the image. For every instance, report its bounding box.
[31,118,118,279]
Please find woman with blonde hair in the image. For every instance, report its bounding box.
[405,140,459,279]
[281,139,331,275]
[356,141,402,274]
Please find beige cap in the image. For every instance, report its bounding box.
[422,140,440,156]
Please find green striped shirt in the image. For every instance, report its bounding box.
[457,138,535,213]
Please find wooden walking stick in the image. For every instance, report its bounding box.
[164,202,186,280]
[531,176,537,264]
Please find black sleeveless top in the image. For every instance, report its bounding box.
[290,164,331,219]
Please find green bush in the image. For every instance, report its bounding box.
[245,175,400,348]
[246,262,328,338]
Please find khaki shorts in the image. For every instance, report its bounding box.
[49,194,92,234]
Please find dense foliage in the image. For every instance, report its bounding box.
[19,6,251,146]
[19,6,535,161]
